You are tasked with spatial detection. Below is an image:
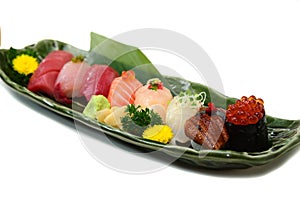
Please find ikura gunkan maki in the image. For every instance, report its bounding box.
[225,95,271,152]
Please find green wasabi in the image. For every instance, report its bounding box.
[83,95,110,119]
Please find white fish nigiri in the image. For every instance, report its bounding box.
[53,56,90,104]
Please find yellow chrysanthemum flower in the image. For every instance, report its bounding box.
[142,125,174,144]
[12,54,39,75]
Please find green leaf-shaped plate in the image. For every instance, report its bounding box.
[1,37,299,170]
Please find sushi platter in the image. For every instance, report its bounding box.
[0,32,299,169]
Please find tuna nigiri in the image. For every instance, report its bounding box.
[53,56,90,104]
[107,70,142,107]
[27,50,73,97]
[80,64,119,101]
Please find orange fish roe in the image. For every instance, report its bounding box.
[226,95,265,125]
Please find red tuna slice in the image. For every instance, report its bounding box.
[80,64,119,101]
[27,50,73,97]
[45,50,73,63]
[53,60,90,104]
[27,71,59,97]
[31,59,69,78]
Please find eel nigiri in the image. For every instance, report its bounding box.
[107,70,142,107]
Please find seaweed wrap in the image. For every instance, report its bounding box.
[225,95,271,152]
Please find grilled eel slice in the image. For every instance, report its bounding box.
[184,110,229,150]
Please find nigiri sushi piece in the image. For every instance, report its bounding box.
[134,78,173,110]
[80,64,119,101]
[134,78,173,120]
[107,70,142,107]
[27,50,73,97]
[53,56,90,104]
[184,105,229,150]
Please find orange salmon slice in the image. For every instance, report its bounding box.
[108,70,142,107]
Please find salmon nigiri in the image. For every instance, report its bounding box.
[107,70,142,107]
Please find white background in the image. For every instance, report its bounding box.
[1,0,300,199]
